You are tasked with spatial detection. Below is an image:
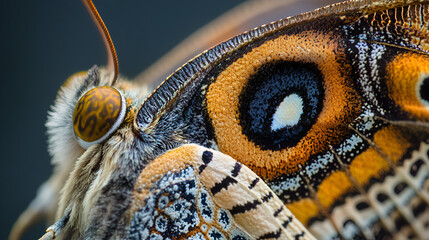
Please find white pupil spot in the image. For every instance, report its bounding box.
[271,93,303,131]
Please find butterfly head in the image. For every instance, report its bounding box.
[47,66,125,162]
[44,66,151,238]
[9,0,151,236]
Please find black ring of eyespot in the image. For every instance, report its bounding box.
[421,76,429,104]
[238,61,324,151]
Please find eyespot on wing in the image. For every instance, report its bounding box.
[386,53,429,120]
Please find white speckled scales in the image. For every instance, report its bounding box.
[127,144,315,240]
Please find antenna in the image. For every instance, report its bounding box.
[82,0,119,85]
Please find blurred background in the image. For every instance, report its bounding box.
[1,0,341,239]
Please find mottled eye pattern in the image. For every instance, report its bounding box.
[73,86,125,149]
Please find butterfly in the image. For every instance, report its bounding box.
[10,0,429,239]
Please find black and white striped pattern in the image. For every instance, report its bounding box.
[309,142,429,239]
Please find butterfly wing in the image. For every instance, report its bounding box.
[134,0,429,239]
[15,0,429,239]
[124,144,314,240]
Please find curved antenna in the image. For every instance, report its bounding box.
[82,0,119,85]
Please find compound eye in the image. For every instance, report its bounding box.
[73,86,126,149]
